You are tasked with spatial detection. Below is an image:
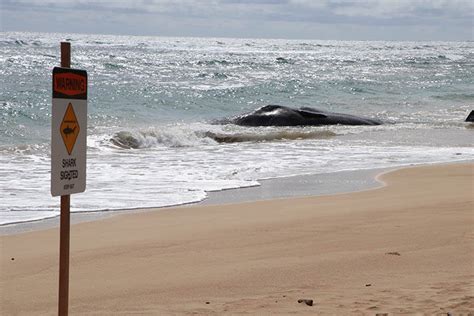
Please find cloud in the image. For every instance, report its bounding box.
[2,0,473,40]
[4,0,474,19]
[330,0,473,19]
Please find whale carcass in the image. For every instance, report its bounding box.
[222,105,382,126]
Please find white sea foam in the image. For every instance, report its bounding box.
[1,123,473,225]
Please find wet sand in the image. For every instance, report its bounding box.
[1,163,473,314]
[1,167,385,236]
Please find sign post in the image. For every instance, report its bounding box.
[52,42,87,316]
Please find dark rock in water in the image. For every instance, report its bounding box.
[466,110,474,122]
[221,105,382,127]
[365,283,372,287]
[297,299,313,306]
[205,301,210,304]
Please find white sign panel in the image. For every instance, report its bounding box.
[51,67,87,196]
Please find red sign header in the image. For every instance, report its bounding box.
[52,67,87,100]
[54,73,86,96]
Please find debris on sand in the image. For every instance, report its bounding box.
[298,299,313,306]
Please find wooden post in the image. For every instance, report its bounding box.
[58,195,70,316]
[61,42,71,68]
[58,41,71,316]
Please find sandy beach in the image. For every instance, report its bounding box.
[1,163,473,315]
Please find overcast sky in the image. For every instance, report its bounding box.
[2,0,473,41]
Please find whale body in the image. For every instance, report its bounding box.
[224,105,382,126]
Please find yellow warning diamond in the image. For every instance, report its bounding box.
[60,103,80,155]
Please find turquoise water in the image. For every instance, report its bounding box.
[1,32,473,225]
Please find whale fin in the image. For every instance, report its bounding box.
[466,110,474,122]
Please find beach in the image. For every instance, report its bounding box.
[1,162,473,315]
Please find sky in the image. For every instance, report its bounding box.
[1,0,473,41]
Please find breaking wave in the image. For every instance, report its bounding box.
[109,129,212,149]
[109,127,337,149]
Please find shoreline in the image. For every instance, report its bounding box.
[0,166,389,235]
[2,162,473,314]
[1,160,472,236]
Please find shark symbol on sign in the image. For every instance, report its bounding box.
[62,125,76,137]
[60,103,80,155]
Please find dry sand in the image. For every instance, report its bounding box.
[1,163,473,315]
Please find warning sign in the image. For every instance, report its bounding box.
[51,67,87,197]
[60,103,80,155]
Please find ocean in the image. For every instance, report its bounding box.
[1,32,473,226]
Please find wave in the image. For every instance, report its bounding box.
[205,130,337,143]
[15,39,28,46]
[104,62,125,69]
[404,54,465,65]
[413,45,435,49]
[198,72,229,79]
[109,128,216,149]
[197,60,231,66]
[433,93,474,101]
[0,143,49,155]
[0,39,42,46]
[109,127,337,149]
[110,130,187,149]
[276,57,294,64]
[89,40,108,45]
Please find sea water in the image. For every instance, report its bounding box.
[1,32,473,225]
